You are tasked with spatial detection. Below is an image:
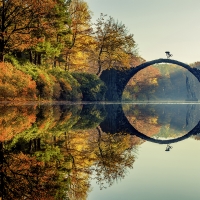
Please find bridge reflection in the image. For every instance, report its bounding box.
[99,104,200,144]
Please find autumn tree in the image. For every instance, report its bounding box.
[124,104,161,137]
[91,127,135,189]
[0,62,37,101]
[190,61,200,69]
[0,142,70,200]
[31,0,71,66]
[124,66,161,100]
[64,0,93,71]
[0,0,56,62]
[93,14,138,75]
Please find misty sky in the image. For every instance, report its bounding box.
[85,0,200,64]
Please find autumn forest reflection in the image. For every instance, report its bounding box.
[0,103,200,199]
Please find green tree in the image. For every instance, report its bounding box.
[29,0,71,66]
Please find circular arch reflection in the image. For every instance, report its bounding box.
[100,104,200,144]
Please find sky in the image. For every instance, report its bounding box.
[85,0,200,64]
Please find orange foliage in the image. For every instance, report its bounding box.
[0,62,37,100]
[64,0,92,71]
[128,65,161,87]
[130,55,146,67]
[59,78,72,91]
[2,152,60,199]
[36,73,54,100]
[0,105,36,142]
[0,0,56,60]
[127,115,161,137]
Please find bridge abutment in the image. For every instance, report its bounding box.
[100,68,129,101]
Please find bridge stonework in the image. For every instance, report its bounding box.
[100,58,200,101]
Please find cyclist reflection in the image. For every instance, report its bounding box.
[165,144,173,151]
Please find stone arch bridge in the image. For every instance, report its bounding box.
[100,58,200,101]
[99,104,200,145]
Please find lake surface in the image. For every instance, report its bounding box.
[0,102,200,200]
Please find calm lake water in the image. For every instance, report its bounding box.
[1,102,200,200]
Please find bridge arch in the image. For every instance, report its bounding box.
[100,58,200,101]
[127,120,200,144]
[100,104,200,145]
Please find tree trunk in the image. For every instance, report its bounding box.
[16,52,22,59]
[65,53,70,71]
[53,56,57,68]
[0,38,5,62]
[0,52,4,62]
[96,59,102,76]
[34,53,37,65]
[38,53,41,65]
[29,51,33,63]
[97,49,103,76]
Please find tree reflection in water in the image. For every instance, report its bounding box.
[0,104,138,200]
[91,127,135,190]
[0,131,137,199]
[0,142,68,199]
[0,103,199,199]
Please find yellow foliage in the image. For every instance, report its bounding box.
[59,78,72,91]
[150,78,158,85]
[149,116,158,124]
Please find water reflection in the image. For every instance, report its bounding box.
[101,103,200,144]
[0,103,200,199]
[165,144,173,151]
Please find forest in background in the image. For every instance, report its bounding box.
[0,0,200,101]
[123,62,200,101]
[0,0,144,101]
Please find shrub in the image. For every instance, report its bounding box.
[12,61,55,100]
[36,73,55,100]
[72,73,107,101]
[4,56,102,101]
[0,62,37,100]
[49,69,82,101]
[15,63,82,101]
